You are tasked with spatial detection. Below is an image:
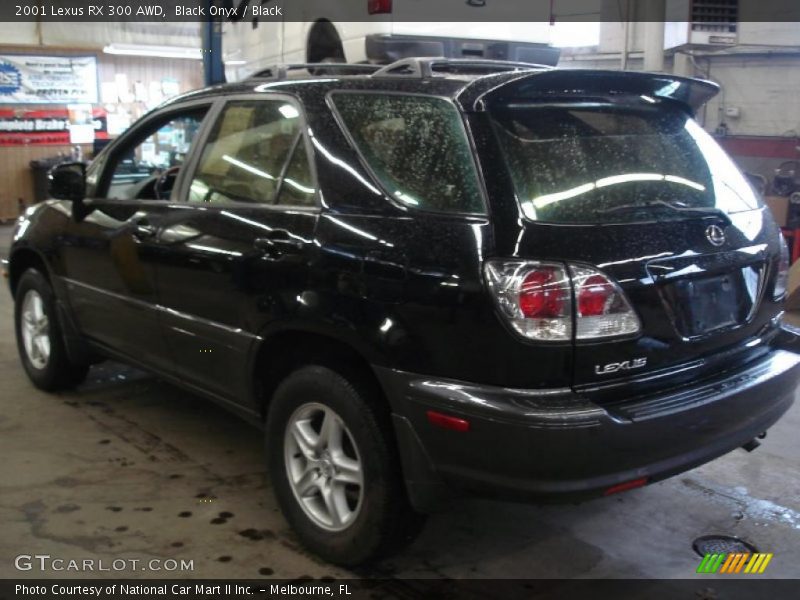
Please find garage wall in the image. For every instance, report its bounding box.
[0,46,203,221]
[701,54,800,138]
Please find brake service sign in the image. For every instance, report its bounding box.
[0,54,98,104]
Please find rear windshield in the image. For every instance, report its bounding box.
[333,93,485,214]
[491,102,760,223]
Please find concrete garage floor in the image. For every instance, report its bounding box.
[1,222,799,581]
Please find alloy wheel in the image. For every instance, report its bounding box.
[284,402,364,531]
[20,289,51,370]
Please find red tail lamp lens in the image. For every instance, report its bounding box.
[519,268,567,318]
[578,274,614,316]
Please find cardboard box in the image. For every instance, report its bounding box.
[787,258,800,311]
[765,195,790,228]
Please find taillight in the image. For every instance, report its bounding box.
[368,0,392,14]
[519,267,567,318]
[484,260,641,342]
[774,236,790,300]
[484,261,572,341]
[577,274,613,316]
[570,265,641,339]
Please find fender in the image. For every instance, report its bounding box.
[9,245,95,365]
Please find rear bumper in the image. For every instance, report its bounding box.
[365,33,560,66]
[377,343,800,511]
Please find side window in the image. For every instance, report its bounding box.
[188,99,316,206]
[332,94,485,214]
[276,142,315,207]
[104,111,206,201]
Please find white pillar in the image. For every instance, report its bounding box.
[673,52,693,78]
[643,0,666,72]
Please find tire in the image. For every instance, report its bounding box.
[266,365,424,566]
[14,269,89,391]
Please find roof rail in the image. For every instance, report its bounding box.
[250,63,382,80]
[372,57,551,78]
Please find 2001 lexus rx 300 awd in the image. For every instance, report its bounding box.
[8,59,800,565]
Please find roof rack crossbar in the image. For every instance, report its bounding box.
[371,57,551,78]
[250,63,382,80]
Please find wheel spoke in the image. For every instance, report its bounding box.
[36,316,48,335]
[321,483,349,527]
[291,420,318,460]
[29,339,40,360]
[39,335,50,359]
[294,468,321,498]
[34,336,47,359]
[332,456,362,487]
[318,410,343,453]
[32,294,43,320]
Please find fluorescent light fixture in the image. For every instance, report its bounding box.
[103,43,202,60]
[224,60,247,66]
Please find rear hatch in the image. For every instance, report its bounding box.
[475,71,784,395]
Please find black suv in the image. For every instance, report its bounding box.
[8,59,800,566]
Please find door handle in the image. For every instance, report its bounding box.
[132,220,157,240]
[254,231,303,255]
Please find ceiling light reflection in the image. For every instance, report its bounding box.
[525,172,707,217]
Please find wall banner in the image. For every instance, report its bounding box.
[0,54,98,104]
[0,108,108,146]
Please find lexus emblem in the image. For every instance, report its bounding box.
[705,224,726,247]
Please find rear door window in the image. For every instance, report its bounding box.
[491,102,759,223]
[188,99,316,207]
[333,93,485,214]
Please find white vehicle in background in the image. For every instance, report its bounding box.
[221,0,559,81]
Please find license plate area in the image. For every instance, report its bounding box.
[660,268,760,338]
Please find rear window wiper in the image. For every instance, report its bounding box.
[597,199,732,224]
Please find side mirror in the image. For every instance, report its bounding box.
[48,162,86,201]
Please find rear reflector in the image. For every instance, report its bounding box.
[603,477,648,496]
[426,410,470,432]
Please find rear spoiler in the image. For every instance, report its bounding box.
[457,69,720,114]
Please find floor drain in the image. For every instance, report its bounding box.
[692,535,759,557]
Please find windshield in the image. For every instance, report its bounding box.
[490,102,760,224]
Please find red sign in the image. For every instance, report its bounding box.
[0,107,108,146]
